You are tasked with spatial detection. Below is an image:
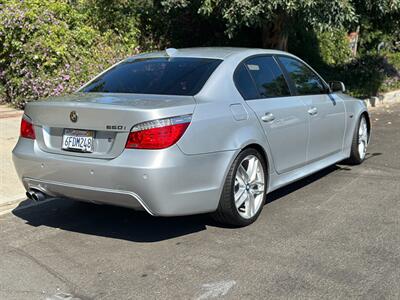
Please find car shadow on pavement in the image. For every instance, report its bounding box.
[12,198,210,242]
[12,159,377,243]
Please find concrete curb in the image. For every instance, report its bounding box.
[365,89,400,108]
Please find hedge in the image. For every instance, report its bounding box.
[0,0,137,108]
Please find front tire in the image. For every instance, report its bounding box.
[212,148,267,227]
[347,115,369,165]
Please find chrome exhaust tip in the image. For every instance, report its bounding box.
[26,191,33,200]
[26,189,47,202]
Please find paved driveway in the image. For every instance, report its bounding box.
[0,103,399,299]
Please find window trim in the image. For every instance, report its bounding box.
[275,54,331,96]
[272,55,297,96]
[233,54,295,101]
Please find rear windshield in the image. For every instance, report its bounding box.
[81,57,222,96]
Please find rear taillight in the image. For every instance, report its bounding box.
[126,115,191,149]
[20,117,36,139]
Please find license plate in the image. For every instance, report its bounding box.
[62,129,94,153]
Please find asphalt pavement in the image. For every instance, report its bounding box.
[0,103,400,299]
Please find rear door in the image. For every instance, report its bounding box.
[277,56,346,162]
[236,56,309,174]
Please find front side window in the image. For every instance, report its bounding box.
[245,56,291,98]
[278,56,327,95]
[81,57,222,96]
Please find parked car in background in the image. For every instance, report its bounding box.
[13,47,370,226]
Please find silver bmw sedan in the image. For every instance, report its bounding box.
[13,47,370,226]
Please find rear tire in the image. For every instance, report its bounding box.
[212,148,267,227]
[346,115,369,165]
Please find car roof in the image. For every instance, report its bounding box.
[130,47,290,60]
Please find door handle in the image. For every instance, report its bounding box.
[308,107,318,116]
[261,112,275,122]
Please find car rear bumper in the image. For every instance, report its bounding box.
[12,138,235,216]
[22,177,149,212]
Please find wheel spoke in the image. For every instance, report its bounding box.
[238,164,250,183]
[235,190,248,208]
[251,187,264,196]
[250,180,264,186]
[361,127,368,142]
[360,134,368,144]
[246,193,255,217]
[247,157,258,182]
[358,118,368,158]
[359,131,366,141]
[235,186,245,200]
[235,172,246,186]
[359,119,366,135]
[251,181,264,194]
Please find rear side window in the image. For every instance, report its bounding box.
[81,57,222,96]
[234,63,259,100]
[245,56,291,98]
[278,56,327,95]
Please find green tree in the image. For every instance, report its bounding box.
[352,0,400,32]
[160,0,400,51]
[161,0,356,50]
[351,0,400,53]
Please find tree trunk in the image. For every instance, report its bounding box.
[262,14,288,51]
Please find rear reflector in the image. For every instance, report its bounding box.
[126,115,191,149]
[20,117,36,139]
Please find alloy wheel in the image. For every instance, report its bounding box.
[234,155,265,219]
[358,117,368,160]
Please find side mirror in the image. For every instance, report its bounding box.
[329,81,346,93]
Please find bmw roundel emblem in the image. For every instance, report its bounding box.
[70,111,78,123]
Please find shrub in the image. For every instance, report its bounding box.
[320,53,400,99]
[380,52,400,93]
[317,30,352,66]
[288,27,352,71]
[289,27,400,98]
[339,55,389,98]
[0,0,137,108]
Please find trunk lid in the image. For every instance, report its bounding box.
[25,93,196,159]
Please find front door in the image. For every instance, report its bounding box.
[278,56,346,162]
[304,94,346,160]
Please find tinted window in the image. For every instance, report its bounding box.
[245,56,291,98]
[82,57,222,96]
[234,63,259,100]
[278,56,327,95]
